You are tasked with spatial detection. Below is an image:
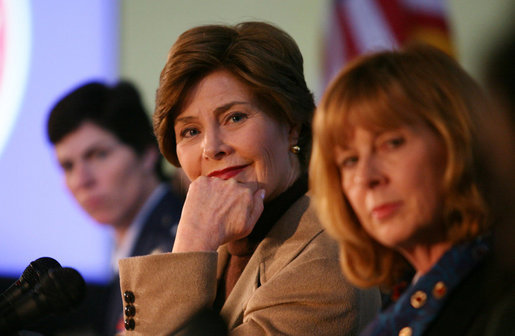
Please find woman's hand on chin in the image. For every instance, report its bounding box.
[172,176,265,253]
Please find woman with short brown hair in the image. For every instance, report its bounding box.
[118,21,380,336]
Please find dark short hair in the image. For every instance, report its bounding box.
[47,81,166,179]
[154,21,315,170]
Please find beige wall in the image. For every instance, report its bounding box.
[448,0,514,80]
[119,0,325,112]
[120,0,514,113]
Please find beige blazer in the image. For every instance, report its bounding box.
[118,195,381,335]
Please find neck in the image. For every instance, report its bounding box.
[114,226,129,247]
[227,173,308,255]
[399,240,453,276]
[112,175,161,246]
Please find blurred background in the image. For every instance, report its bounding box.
[0,0,513,285]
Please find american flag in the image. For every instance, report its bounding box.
[321,0,453,91]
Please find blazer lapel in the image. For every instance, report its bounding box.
[220,254,261,329]
[217,245,229,279]
[219,195,322,329]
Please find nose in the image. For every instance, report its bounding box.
[353,156,387,189]
[68,162,95,190]
[202,127,232,160]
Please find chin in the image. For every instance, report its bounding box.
[91,214,116,227]
[373,231,412,250]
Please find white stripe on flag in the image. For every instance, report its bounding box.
[345,0,398,53]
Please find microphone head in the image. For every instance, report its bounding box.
[0,261,84,333]
[21,257,62,287]
[36,267,86,313]
[0,257,63,316]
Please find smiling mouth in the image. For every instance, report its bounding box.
[208,164,250,180]
[371,202,402,220]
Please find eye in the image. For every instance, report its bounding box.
[226,112,248,124]
[94,149,109,159]
[60,161,73,172]
[383,136,405,150]
[180,128,200,138]
[340,155,358,169]
[86,148,111,161]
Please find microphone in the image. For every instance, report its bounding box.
[0,267,86,333]
[0,257,62,314]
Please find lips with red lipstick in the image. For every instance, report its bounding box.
[208,164,250,180]
[371,201,403,220]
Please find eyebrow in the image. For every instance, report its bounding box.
[214,101,250,114]
[174,101,251,124]
[57,140,117,162]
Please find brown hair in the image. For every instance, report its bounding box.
[47,81,167,181]
[154,21,315,169]
[310,44,490,288]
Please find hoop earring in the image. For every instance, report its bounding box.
[290,145,300,154]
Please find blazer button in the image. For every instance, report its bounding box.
[124,291,135,303]
[432,281,447,299]
[410,290,427,308]
[125,318,135,330]
[125,304,136,317]
[399,326,412,336]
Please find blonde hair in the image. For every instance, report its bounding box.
[310,45,490,288]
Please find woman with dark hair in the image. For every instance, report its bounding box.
[47,81,184,335]
[310,44,506,335]
[118,21,380,335]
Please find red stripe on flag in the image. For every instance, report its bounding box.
[405,11,449,32]
[376,0,409,43]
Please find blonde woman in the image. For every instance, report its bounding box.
[310,45,507,335]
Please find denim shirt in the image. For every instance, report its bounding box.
[361,236,490,336]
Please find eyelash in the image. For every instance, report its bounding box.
[341,156,358,168]
[177,111,249,139]
[339,136,405,168]
[180,128,199,138]
[61,162,73,172]
[94,149,109,158]
[226,112,248,124]
[60,148,110,173]
[382,136,405,149]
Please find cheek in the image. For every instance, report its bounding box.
[400,163,445,226]
[64,174,73,190]
[342,185,374,238]
[106,158,144,194]
[65,175,82,200]
[257,123,290,165]
[342,175,359,210]
[177,146,199,180]
[417,179,444,219]
[251,137,285,178]
[406,153,444,197]
[259,147,281,175]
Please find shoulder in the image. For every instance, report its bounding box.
[267,194,326,245]
[247,194,381,334]
[258,193,374,296]
[426,255,515,335]
[152,186,184,218]
[134,187,184,255]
